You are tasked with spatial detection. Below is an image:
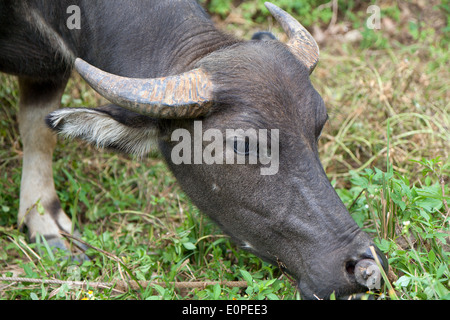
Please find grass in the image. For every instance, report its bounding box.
[0,1,449,300]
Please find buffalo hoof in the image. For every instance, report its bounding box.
[34,230,90,263]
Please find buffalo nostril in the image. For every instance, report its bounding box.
[345,260,356,275]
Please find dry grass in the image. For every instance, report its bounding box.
[315,41,449,186]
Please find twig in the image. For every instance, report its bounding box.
[348,188,366,212]
[276,257,296,285]
[59,231,121,263]
[54,231,248,292]
[0,277,248,292]
[369,246,398,300]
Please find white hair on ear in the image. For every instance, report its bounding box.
[47,108,158,157]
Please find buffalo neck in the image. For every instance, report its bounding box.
[16,0,239,79]
[59,0,240,78]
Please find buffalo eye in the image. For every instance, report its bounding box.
[234,137,250,155]
[233,137,258,156]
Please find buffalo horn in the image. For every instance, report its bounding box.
[265,2,319,73]
[74,58,214,119]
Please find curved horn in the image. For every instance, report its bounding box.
[74,58,214,119]
[265,2,319,73]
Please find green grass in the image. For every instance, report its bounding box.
[1,1,449,300]
[338,157,449,300]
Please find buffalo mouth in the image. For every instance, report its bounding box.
[295,249,387,300]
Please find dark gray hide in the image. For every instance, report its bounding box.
[0,0,387,299]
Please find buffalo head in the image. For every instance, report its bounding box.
[46,3,388,299]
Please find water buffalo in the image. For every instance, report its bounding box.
[0,0,387,299]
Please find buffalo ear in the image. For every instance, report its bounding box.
[46,105,158,157]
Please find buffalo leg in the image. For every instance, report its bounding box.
[17,77,85,258]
